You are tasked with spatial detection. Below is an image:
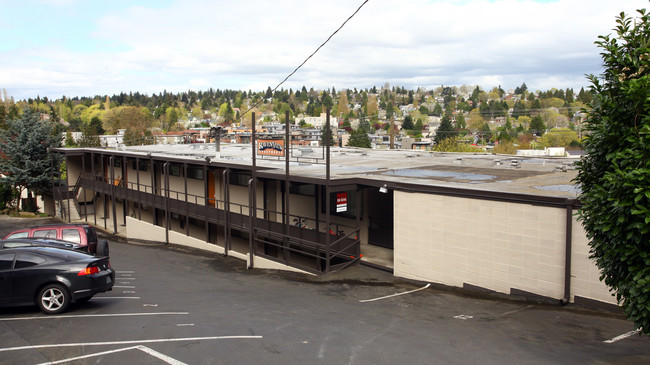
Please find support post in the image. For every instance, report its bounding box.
[562,200,574,305]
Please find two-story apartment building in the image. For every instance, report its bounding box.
[50,127,616,309]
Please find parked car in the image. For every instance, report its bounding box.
[3,224,109,257]
[0,238,85,252]
[0,246,115,314]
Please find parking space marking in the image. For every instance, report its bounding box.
[359,283,431,303]
[453,314,474,320]
[93,296,140,300]
[36,345,189,365]
[0,335,264,353]
[113,285,135,288]
[0,312,188,321]
[604,329,641,343]
[498,305,535,317]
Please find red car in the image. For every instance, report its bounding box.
[4,224,109,257]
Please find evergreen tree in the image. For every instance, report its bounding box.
[347,128,371,148]
[576,9,650,335]
[0,107,62,212]
[402,115,414,130]
[529,115,546,136]
[434,116,454,144]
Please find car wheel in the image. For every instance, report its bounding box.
[37,284,71,314]
[97,240,109,257]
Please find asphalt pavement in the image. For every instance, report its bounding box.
[1,216,649,365]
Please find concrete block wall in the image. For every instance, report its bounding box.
[394,191,617,305]
[570,219,617,304]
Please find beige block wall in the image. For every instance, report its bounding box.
[394,191,616,305]
[66,156,85,185]
[126,165,154,193]
[570,219,617,304]
[168,175,205,204]
[229,183,264,217]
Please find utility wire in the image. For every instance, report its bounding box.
[235,0,370,124]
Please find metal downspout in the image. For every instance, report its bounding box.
[248,112,256,269]
[562,200,574,305]
[325,108,331,273]
[82,154,87,221]
[284,110,290,264]
[66,154,71,222]
[164,162,170,244]
[110,156,117,233]
[223,169,230,256]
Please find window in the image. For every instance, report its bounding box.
[289,183,316,197]
[14,253,47,269]
[62,229,82,243]
[3,241,31,248]
[132,160,148,171]
[169,164,183,177]
[5,232,28,239]
[230,172,251,186]
[0,253,15,271]
[33,229,57,239]
[187,167,204,180]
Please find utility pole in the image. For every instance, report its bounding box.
[389,115,394,149]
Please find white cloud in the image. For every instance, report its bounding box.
[1,0,645,99]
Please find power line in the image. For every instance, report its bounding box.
[235,0,370,124]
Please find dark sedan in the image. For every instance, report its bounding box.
[0,246,115,314]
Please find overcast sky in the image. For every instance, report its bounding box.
[0,0,644,101]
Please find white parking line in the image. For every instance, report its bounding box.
[0,312,188,321]
[36,345,188,365]
[498,305,535,317]
[359,283,431,303]
[93,296,140,300]
[113,285,135,288]
[604,329,642,343]
[0,335,264,353]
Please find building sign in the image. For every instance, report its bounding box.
[336,192,348,212]
[257,139,285,156]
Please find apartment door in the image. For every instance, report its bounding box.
[367,188,394,249]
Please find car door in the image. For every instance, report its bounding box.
[10,252,49,304]
[0,252,16,304]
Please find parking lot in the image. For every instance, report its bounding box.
[1,217,650,364]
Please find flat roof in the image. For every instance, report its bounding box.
[63,143,581,199]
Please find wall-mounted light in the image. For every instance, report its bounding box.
[379,184,388,194]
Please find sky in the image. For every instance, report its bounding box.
[0,0,645,101]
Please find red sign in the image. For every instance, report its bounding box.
[336,193,348,212]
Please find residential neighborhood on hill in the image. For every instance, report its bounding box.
[0,83,590,155]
